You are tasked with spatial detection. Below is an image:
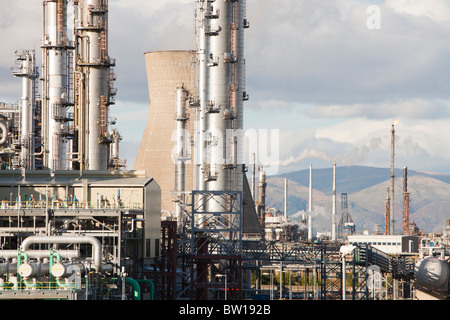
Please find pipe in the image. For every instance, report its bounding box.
[284,177,288,219]
[308,164,313,242]
[23,278,43,289]
[0,250,80,260]
[0,263,17,275]
[385,187,390,235]
[331,161,336,241]
[126,278,141,300]
[175,85,187,223]
[251,153,256,201]
[390,123,395,234]
[113,277,141,300]
[0,122,7,145]
[137,279,154,300]
[56,277,74,289]
[20,235,102,271]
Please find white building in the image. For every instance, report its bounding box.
[347,235,420,254]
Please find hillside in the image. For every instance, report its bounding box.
[264,166,450,234]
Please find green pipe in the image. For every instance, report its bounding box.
[17,250,29,290]
[125,278,141,300]
[56,278,75,289]
[0,282,13,290]
[19,252,29,262]
[52,250,62,262]
[112,277,141,300]
[49,250,55,289]
[23,278,43,289]
[137,279,154,300]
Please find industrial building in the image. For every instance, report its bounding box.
[0,169,160,299]
[347,235,419,255]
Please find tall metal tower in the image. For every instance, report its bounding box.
[338,193,355,240]
[195,0,248,197]
[73,0,117,170]
[402,167,410,235]
[41,0,75,170]
[178,0,249,300]
[12,50,39,170]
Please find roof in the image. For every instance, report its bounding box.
[0,170,156,187]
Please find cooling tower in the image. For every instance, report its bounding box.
[134,51,196,214]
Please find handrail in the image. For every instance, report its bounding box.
[0,200,144,211]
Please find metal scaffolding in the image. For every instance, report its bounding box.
[175,190,243,300]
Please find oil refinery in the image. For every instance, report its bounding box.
[0,0,449,302]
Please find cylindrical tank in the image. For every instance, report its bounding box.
[415,257,449,290]
[51,262,86,278]
[18,262,50,278]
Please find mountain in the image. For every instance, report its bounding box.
[264,166,450,234]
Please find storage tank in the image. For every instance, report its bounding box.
[414,257,449,290]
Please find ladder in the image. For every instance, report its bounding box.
[99,95,107,136]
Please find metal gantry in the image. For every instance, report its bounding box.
[175,190,243,300]
[158,219,415,301]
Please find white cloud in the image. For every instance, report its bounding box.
[246,0,450,105]
[385,0,450,24]
[307,99,450,120]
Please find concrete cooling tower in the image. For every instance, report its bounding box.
[134,51,196,215]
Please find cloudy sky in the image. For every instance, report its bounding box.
[1,0,450,175]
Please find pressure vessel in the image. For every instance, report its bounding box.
[415,257,449,289]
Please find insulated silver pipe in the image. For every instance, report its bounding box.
[20,236,102,271]
[0,250,80,260]
[0,263,17,276]
[175,86,187,223]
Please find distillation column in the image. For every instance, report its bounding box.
[191,1,249,299]
[42,0,73,170]
[196,0,247,211]
[74,0,116,170]
[175,85,189,224]
[12,50,39,170]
